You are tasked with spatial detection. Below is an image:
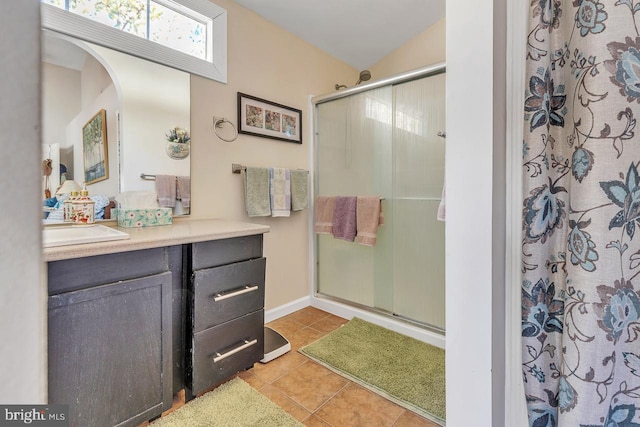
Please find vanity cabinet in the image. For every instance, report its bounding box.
[187,234,266,396]
[45,220,270,426]
[47,247,176,427]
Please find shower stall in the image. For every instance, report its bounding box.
[312,64,446,334]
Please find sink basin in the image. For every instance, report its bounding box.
[43,224,130,248]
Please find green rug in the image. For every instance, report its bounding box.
[300,317,445,425]
[152,377,302,427]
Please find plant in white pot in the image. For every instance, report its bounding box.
[166,127,190,159]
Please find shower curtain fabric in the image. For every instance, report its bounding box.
[522,1,640,426]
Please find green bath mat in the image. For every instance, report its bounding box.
[152,377,302,427]
[300,317,445,425]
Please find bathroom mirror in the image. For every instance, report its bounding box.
[42,30,191,223]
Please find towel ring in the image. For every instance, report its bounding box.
[213,116,238,142]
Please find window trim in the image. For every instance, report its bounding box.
[41,0,227,83]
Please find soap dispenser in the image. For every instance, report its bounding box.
[71,184,95,224]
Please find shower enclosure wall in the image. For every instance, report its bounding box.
[313,65,446,332]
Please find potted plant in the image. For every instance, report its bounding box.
[166,127,190,159]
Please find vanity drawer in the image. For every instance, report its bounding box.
[48,247,169,295]
[191,310,264,395]
[192,235,263,270]
[192,258,265,332]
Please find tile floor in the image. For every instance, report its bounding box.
[248,307,439,427]
[155,306,441,427]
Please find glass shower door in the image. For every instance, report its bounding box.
[315,72,446,331]
[315,86,393,309]
[391,74,446,329]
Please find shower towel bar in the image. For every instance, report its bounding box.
[231,163,309,174]
[140,173,181,181]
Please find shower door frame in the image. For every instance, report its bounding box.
[311,62,447,336]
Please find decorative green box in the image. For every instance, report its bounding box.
[112,208,173,228]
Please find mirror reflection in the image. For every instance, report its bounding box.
[42,31,191,223]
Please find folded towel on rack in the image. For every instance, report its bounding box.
[290,169,309,211]
[156,175,176,207]
[244,167,271,217]
[314,196,335,234]
[355,196,384,246]
[176,176,191,208]
[332,196,357,241]
[270,168,291,217]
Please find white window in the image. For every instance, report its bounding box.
[41,0,227,83]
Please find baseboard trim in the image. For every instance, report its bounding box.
[264,296,311,323]
[311,295,446,349]
[264,295,446,349]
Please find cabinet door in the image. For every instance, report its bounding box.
[48,272,172,427]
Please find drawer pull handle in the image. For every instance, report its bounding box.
[213,339,258,363]
[213,285,259,302]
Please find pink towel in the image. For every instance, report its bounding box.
[314,196,335,234]
[355,196,383,246]
[332,196,357,241]
[156,175,176,207]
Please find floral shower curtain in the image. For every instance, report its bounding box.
[522,0,640,426]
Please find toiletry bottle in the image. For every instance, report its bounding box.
[63,190,79,222]
[72,185,95,224]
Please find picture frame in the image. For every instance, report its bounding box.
[237,92,302,144]
[82,109,109,185]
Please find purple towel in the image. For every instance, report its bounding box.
[332,196,357,241]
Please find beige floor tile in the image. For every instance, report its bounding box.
[285,306,330,326]
[235,370,267,390]
[308,314,348,334]
[260,384,312,421]
[251,351,308,383]
[315,383,405,427]
[393,411,441,427]
[288,326,326,351]
[267,317,307,338]
[273,361,349,411]
[303,414,333,426]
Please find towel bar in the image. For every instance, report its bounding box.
[140,173,183,181]
[231,163,309,174]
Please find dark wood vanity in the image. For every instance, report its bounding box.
[44,220,269,427]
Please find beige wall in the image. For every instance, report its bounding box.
[369,17,446,80]
[190,2,445,312]
[190,0,357,310]
[42,63,80,148]
[189,3,446,312]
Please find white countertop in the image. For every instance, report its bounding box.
[44,218,270,262]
